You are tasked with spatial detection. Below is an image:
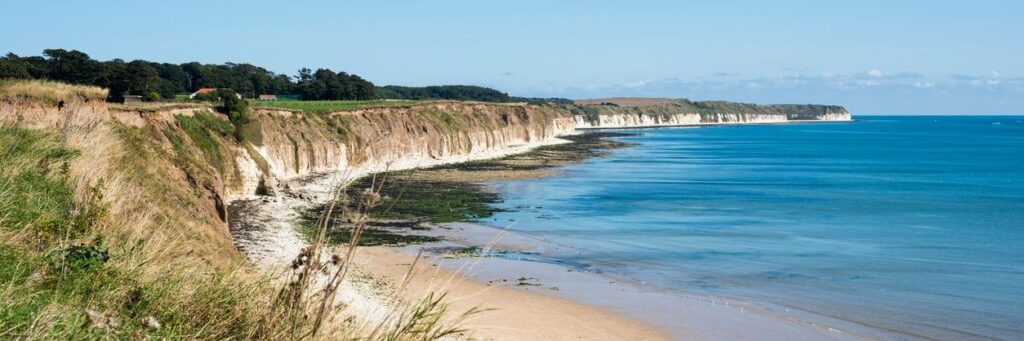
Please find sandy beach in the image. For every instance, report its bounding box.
[351,246,670,340]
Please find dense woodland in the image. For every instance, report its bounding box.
[377,85,512,102]
[0,49,562,103]
[0,49,373,101]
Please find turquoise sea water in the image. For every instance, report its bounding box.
[483,116,1023,340]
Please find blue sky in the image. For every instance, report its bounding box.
[1,0,1022,114]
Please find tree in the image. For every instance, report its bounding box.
[0,53,31,79]
[152,63,189,98]
[215,89,248,121]
[43,49,98,84]
[376,85,510,102]
[125,60,159,96]
[95,59,129,102]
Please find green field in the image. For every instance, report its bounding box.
[250,99,418,113]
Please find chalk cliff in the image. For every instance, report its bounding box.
[572,100,851,129]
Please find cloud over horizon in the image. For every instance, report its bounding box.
[513,70,1023,114]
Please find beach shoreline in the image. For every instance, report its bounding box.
[388,221,891,341]
[229,125,890,340]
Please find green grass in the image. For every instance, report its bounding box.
[174,112,234,173]
[420,108,464,133]
[0,242,273,339]
[0,127,83,241]
[250,99,418,113]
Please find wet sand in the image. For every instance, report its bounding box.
[384,222,888,340]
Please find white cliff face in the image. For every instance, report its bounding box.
[225,104,578,200]
[225,147,264,201]
[223,102,851,201]
[572,113,791,129]
[804,112,853,121]
[572,109,852,129]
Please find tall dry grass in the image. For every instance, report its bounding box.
[0,79,107,104]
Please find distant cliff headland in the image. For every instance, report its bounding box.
[573,97,850,128]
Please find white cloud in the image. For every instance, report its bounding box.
[521,71,1022,113]
[623,80,650,88]
[857,80,879,87]
[867,69,884,78]
[913,81,936,89]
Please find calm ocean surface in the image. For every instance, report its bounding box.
[483,116,1024,340]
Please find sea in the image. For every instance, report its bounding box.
[481,116,1024,340]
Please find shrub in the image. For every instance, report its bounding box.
[47,239,109,272]
[192,92,219,102]
[215,89,247,117]
[144,92,161,102]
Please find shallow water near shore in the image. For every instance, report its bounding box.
[481,116,1024,340]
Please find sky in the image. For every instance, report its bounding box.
[1,0,1022,114]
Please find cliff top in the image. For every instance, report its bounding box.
[0,79,107,104]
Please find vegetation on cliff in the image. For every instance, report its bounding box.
[0,126,278,339]
[0,79,107,104]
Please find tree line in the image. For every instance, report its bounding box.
[0,49,570,104]
[0,49,375,102]
[376,85,512,102]
[377,85,573,104]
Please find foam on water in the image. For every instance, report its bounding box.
[483,116,1024,340]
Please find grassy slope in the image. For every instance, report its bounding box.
[0,127,276,339]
